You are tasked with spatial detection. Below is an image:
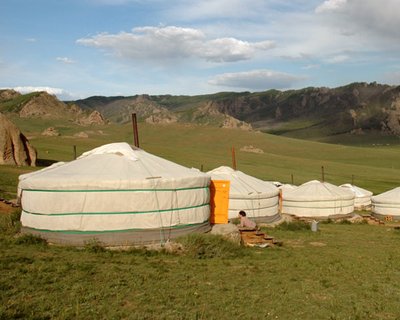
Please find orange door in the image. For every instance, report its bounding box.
[209,180,230,224]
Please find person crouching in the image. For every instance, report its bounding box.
[238,210,257,229]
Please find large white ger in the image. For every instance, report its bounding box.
[207,166,280,222]
[339,184,373,210]
[372,187,400,220]
[18,143,211,246]
[282,180,355,218]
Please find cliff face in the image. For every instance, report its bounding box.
[0,113,36,166]
[0,90,108,125]
[194,83,400,136]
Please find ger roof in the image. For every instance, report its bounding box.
[207,166,278,198]
[339,184,373,198]
[18,142,209,190]
[284,180,354,201]
[372,187,400,205]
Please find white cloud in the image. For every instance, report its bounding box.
[26,38,37,42]
[200,38,275,62]
[315,0,400,43]
[56,57,75,64]
[302,64,320,70]
[326,54,349,64]
[208,69,305,90]
[77,25,274,63]
[315,0,347,13]
[165,0,268,21]
[10,86,76,100]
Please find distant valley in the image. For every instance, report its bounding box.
[2,82,400,145]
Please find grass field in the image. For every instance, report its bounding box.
[1,119,399,200]
[1,121,400,319]
[1,212,400,319]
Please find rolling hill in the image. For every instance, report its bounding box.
[71,82,400,143]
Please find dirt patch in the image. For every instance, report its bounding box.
[309,242,327,247]
[240,145,264,154]
[0,201,16,214]
[286,239,305,248]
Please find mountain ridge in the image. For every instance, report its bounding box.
[72,82,400,137]
[2,82,400,138]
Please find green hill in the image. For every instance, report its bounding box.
[71,82,400,144]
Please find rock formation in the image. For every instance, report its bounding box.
[240,145,264,154]
[385,98,400,135]
[193,102,252,130]
[78,110,108,125]
[74,131,89,138]
[19,92,79,119]
[145,109,178,124]
[0,89,20,101]
[41,127,60,136]
[0,113,36,166]
[12,91,108,125]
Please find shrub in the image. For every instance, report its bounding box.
[0,210,21,235]
[276,221,310,231]
[84,239,106,253]
[14,233,47,246]
[177,233,248,259]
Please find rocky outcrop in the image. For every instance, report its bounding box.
[19,92,80,119]
[41,127,60,136]
[192,102,252,130]
[78,110,108,125]
[0,89,20,101]
[74,131,89,138]
[384,97,400,135]
[0,113,36,166]
[70,82,400,137]
[222,116,252,131]
[145,111,178,124]
[87,94,176,124]
[240,145,264,154]
[0,91,109,125]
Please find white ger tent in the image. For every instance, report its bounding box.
[278,184,297,195]
[18,143,211,246]
[339,184,373,210]
[282,180,355,218]
[372,187,400,221]
[207,166,280,222]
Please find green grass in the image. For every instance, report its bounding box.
[263,118,323,136]
[0,120,399,200]
[1,213,400,319]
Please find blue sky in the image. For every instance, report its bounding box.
[1,0,400,100]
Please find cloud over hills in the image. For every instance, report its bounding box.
[77,26,275,63]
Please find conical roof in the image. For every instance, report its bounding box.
[19,142,209,190]
[207,166,279,198]
[284,180,354,201]
[372,187,400,205]
[339,184,373,198]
